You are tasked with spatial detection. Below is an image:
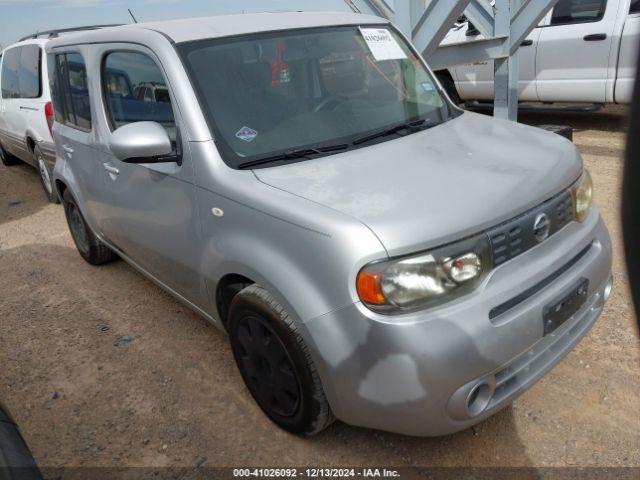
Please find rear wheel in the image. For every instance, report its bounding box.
[228,285,334,435]
[0,142,20,166]
[62,189,118,265]
[34,145,59,203]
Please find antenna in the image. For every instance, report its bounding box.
[128,8,138,23]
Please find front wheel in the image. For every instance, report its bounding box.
[34,145,59,203]
[62,189,118,266]
[228,285,334,435]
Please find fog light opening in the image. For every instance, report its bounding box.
[466,382,493,417]
[603,276,613,301]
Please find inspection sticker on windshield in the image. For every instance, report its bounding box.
[421,82,435,92]
[359,28,407,61]
[235,126,258,143]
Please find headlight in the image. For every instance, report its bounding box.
[356,234,491,313]
[571,169,593,222]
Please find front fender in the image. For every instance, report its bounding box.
[196,185,386,326]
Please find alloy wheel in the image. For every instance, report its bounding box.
[67,203,90,254]
[38,155,53,195]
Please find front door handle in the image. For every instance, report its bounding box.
[103,164,120,176]
[584,33,607,41]
[62,144,74,154]
[521,39,533,47]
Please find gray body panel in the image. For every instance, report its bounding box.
[303,208,611,435]
[46,12,612,436]
[254,111,582,256]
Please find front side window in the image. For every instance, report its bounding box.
[631,0,640,14]
[17,45,42,98]
[1,47,21,99]
[102,51,176,142]
[551,0,607,25]
[179,25,454,169]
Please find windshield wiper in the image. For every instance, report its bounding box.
[353,119,433,146]
[237,144,350,170]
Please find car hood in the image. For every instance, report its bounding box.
[253,112,582,256]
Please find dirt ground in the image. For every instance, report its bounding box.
[0,106,638,472]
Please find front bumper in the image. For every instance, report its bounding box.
[302,208,612,436]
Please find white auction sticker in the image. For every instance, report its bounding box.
[359,27,407,61]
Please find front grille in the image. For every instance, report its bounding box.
[488,242,592,320]
[488,190,573,267]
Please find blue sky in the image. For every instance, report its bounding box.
[0,0,351,49]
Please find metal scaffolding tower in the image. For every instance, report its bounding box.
[345,0,561,121]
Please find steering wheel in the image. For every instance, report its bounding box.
[313,96,347,113]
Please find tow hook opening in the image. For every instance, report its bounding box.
[466,382,493,417]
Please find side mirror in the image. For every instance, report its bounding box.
[109,121,175,164]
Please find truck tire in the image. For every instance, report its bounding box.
[228,284,334,435]
[0,142,20,166]
[34,145,60,204]
[62,189,118,265]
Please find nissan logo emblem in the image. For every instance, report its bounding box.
[533,213,551,242]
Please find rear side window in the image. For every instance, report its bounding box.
[102,51,176,141]
[49,52,92,130]
[631,0,640,14]
[1,47,21,99]
[0,45,42,99]
[18,45,42,98]
[551,0,607,25]
[47,53,64,123]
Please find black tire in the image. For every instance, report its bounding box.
[0,142,20,166]
[228,285,334,435]
[34,145,60,204]
[62,189,118,265]
[437,73,462,106]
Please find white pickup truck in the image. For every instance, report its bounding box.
[437,0,639,105]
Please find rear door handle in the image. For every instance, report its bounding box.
[520,39,533,47]
[103,164,120,176]
[584,33,607,41]
[62,144,74,154]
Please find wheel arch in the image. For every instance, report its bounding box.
[215,273,256,329]
[26,136,36,154]
[55,179,68,203]
[24,127,45,154]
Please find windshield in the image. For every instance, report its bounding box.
[179,25,456,169]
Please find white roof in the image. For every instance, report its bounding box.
[128,11,387,43]
[46,11,387,48]
[2,37,50,54]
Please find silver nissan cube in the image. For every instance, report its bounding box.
[46,12,613,437]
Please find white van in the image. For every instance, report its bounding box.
[0,38,58,202]
[438,0,640,105]
[0,26,118,203]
